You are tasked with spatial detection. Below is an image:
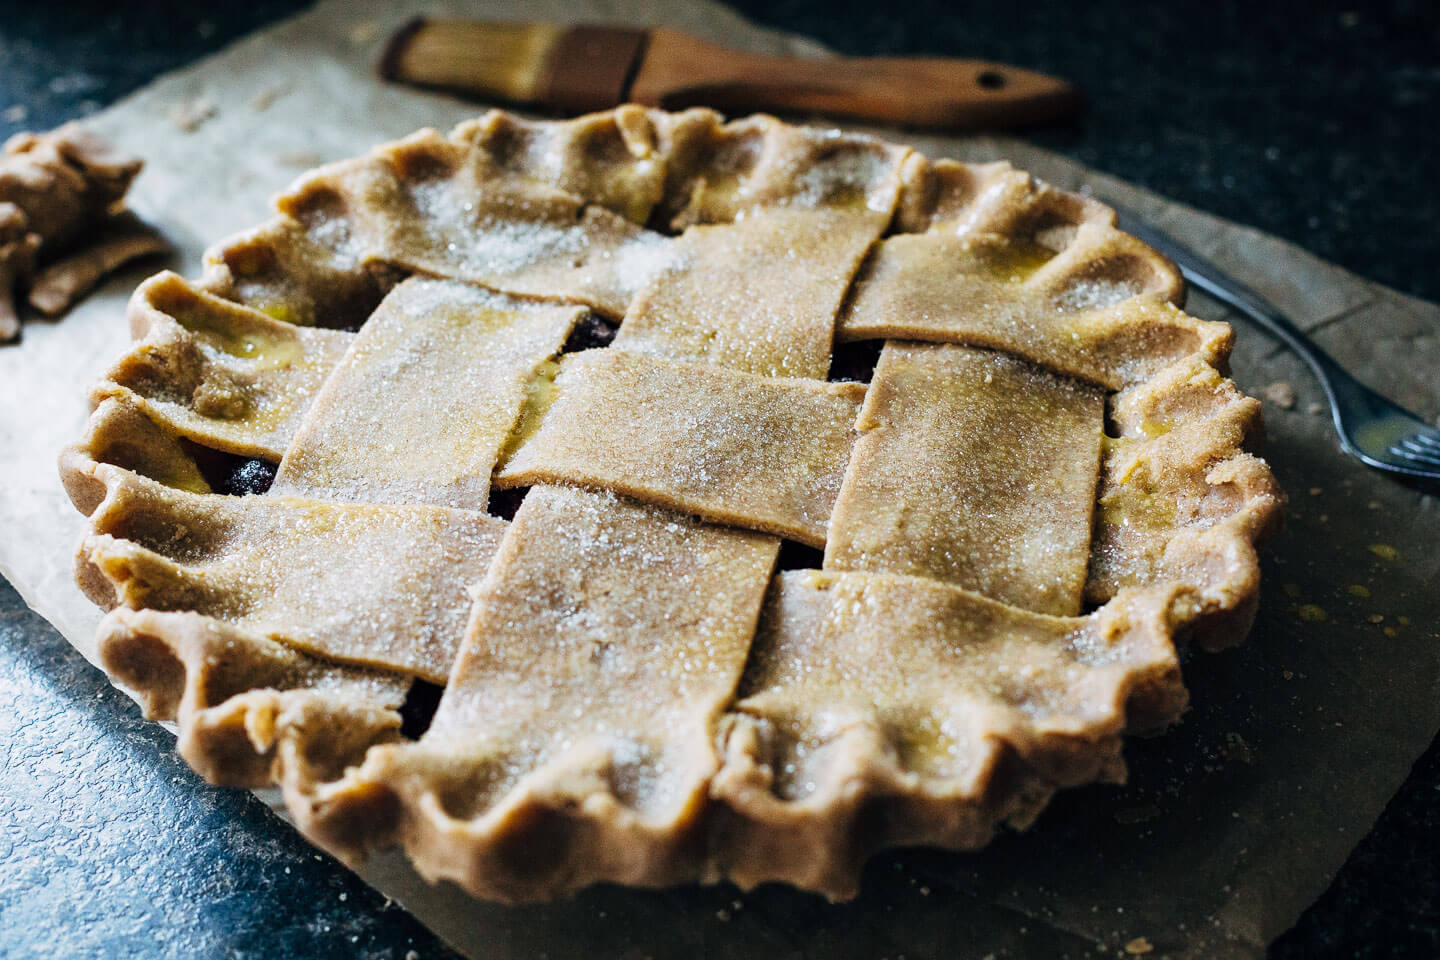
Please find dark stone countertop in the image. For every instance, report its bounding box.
[1,1,1436,956]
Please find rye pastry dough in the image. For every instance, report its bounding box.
[61,107,1282,902]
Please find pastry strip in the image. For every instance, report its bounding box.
[614,207,889,379]
[434,485,777,750]
[838,227,1225,388]
[76,467,506,682]
[730,569,1177,787]
[95,272,354,460]
[712,569,1185,896]
[63,395,215,503]
[312,485,778,901]
[273,277,581,510]
[824,342,1104,616]
[496,349,865,546]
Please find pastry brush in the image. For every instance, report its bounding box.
[380,19,1082,130]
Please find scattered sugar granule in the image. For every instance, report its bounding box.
[3,104,27,124]
[1055,277,1142,312]
[1114,805,1160,824]
[1262,381,1296,409]
[1368,543,1401,562]
[251,84,290,112]
[168,95,216,132]
[276,150,324,169]
[349,19,381,46]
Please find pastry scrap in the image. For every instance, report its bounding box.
[71,463,507,681]
[0,123,168,339]
[61,107,1283,903]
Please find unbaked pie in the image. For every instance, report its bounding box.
[60,107,1282,902]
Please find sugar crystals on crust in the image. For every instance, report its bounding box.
[61,107,1283,903]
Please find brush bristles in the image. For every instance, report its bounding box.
[381,19,563,103]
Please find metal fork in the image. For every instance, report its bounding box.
[1113,206,1440,483]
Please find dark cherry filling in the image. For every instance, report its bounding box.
[220,458,277,496]
[826,338,883,383]
[399,679,444,740]
[1103,401,1124,440]
[486,486,530,522]
[180,440,278,496]
[776,539,825,572]
[563,313,618,353]
[332,264,406,332]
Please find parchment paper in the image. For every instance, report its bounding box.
[2,1,1437,957]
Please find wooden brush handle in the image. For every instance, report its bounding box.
[629,27,1081,130]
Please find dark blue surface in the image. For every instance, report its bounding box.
[1,1,1437,957]
[0,579,459,960]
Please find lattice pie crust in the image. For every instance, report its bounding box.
[60,107,1282,902]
